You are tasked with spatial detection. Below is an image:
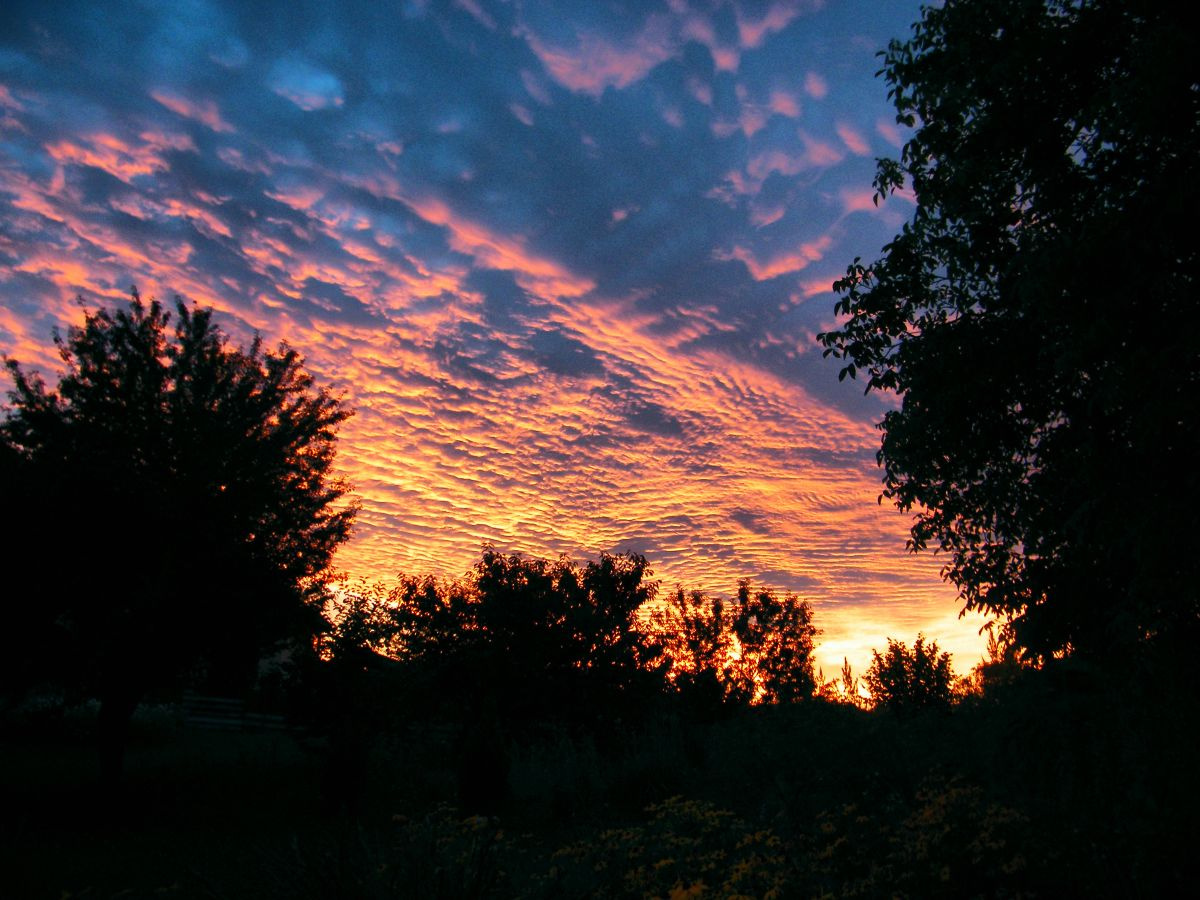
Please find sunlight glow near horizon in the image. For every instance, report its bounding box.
[0,0,990,678]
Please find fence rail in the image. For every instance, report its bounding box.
[181,691,288,732]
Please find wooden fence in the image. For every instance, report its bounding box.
[181,691,288,732]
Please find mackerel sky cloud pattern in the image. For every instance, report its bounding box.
[0,0,986,673]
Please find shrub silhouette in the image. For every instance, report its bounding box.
[863,634,955,714]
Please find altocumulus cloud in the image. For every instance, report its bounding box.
[0,0,986,673]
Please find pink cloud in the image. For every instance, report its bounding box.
[265,183,326,212]
[268,59,344,111]
[0,84,25,111]
[875,118,904,148]
[769,89,801,118]
[747,149,806,182]
[711,45,741,72]
[738,105,768,137]
[743,135,842,185]
[713,136,845,201]
[679,12,716,48]
[798,274,837,297]
[799,131,844,167]
[736,2,803,49]
[522,17,677,97]
[835,121,870,156]
[803,71,827,99]
[406,195,595,299]
[711,119,742,139]
[840,187,878,214]
[750,203,785,228]
[677,10,741,73]
[150,89,234,133]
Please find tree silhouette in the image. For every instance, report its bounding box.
[1,289,356,776]
[863,635,954,714]
[653,581,818,706]
[651,588,733,714]
[818,0,1199,660]
[387,547,668,732]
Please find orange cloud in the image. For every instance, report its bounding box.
[405,195,595,299]
[46,130,195,184]
[716,235,833,281]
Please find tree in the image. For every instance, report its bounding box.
[727,581,819,703]
[384,546,668,733]
[651,588,733,713]
[653,581,818,706]
[863,635,955,714]
[818,0,1200,660]
[1,289,355,774]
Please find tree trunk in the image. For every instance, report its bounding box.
[97,688,140,784]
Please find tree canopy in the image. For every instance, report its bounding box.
[651,581,818,707]
[1,291,356,720]
[358,546,669,734]
[818,0,1199,660]
[863,634,955,714]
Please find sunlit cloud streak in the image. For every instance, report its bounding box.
[0,0,988,675]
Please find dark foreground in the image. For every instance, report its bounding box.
[3,664,1195,899]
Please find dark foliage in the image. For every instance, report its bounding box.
[1,289,355,774]
[651,580,818,707]
[818,0,1200,660]
[340,547,670,738]
[863,634,955,714]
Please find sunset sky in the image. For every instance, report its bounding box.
[0,0,990,676]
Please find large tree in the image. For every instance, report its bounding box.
[819,0,1199,659]
[1,290,355,773]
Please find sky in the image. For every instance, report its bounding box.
[0,0,990,677]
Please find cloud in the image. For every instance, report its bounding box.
[835,121,870,155]
[150,89,234,133]
[46,130,196,184]
[768,88,801,118]
[0,0,985,675]
[528,329,607,377]
[715,235,832,281]
[736,2,809,49]
[520,16,677,97]
[268,59,344,111]
[804,70,828,99]
[875,117,904,148]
